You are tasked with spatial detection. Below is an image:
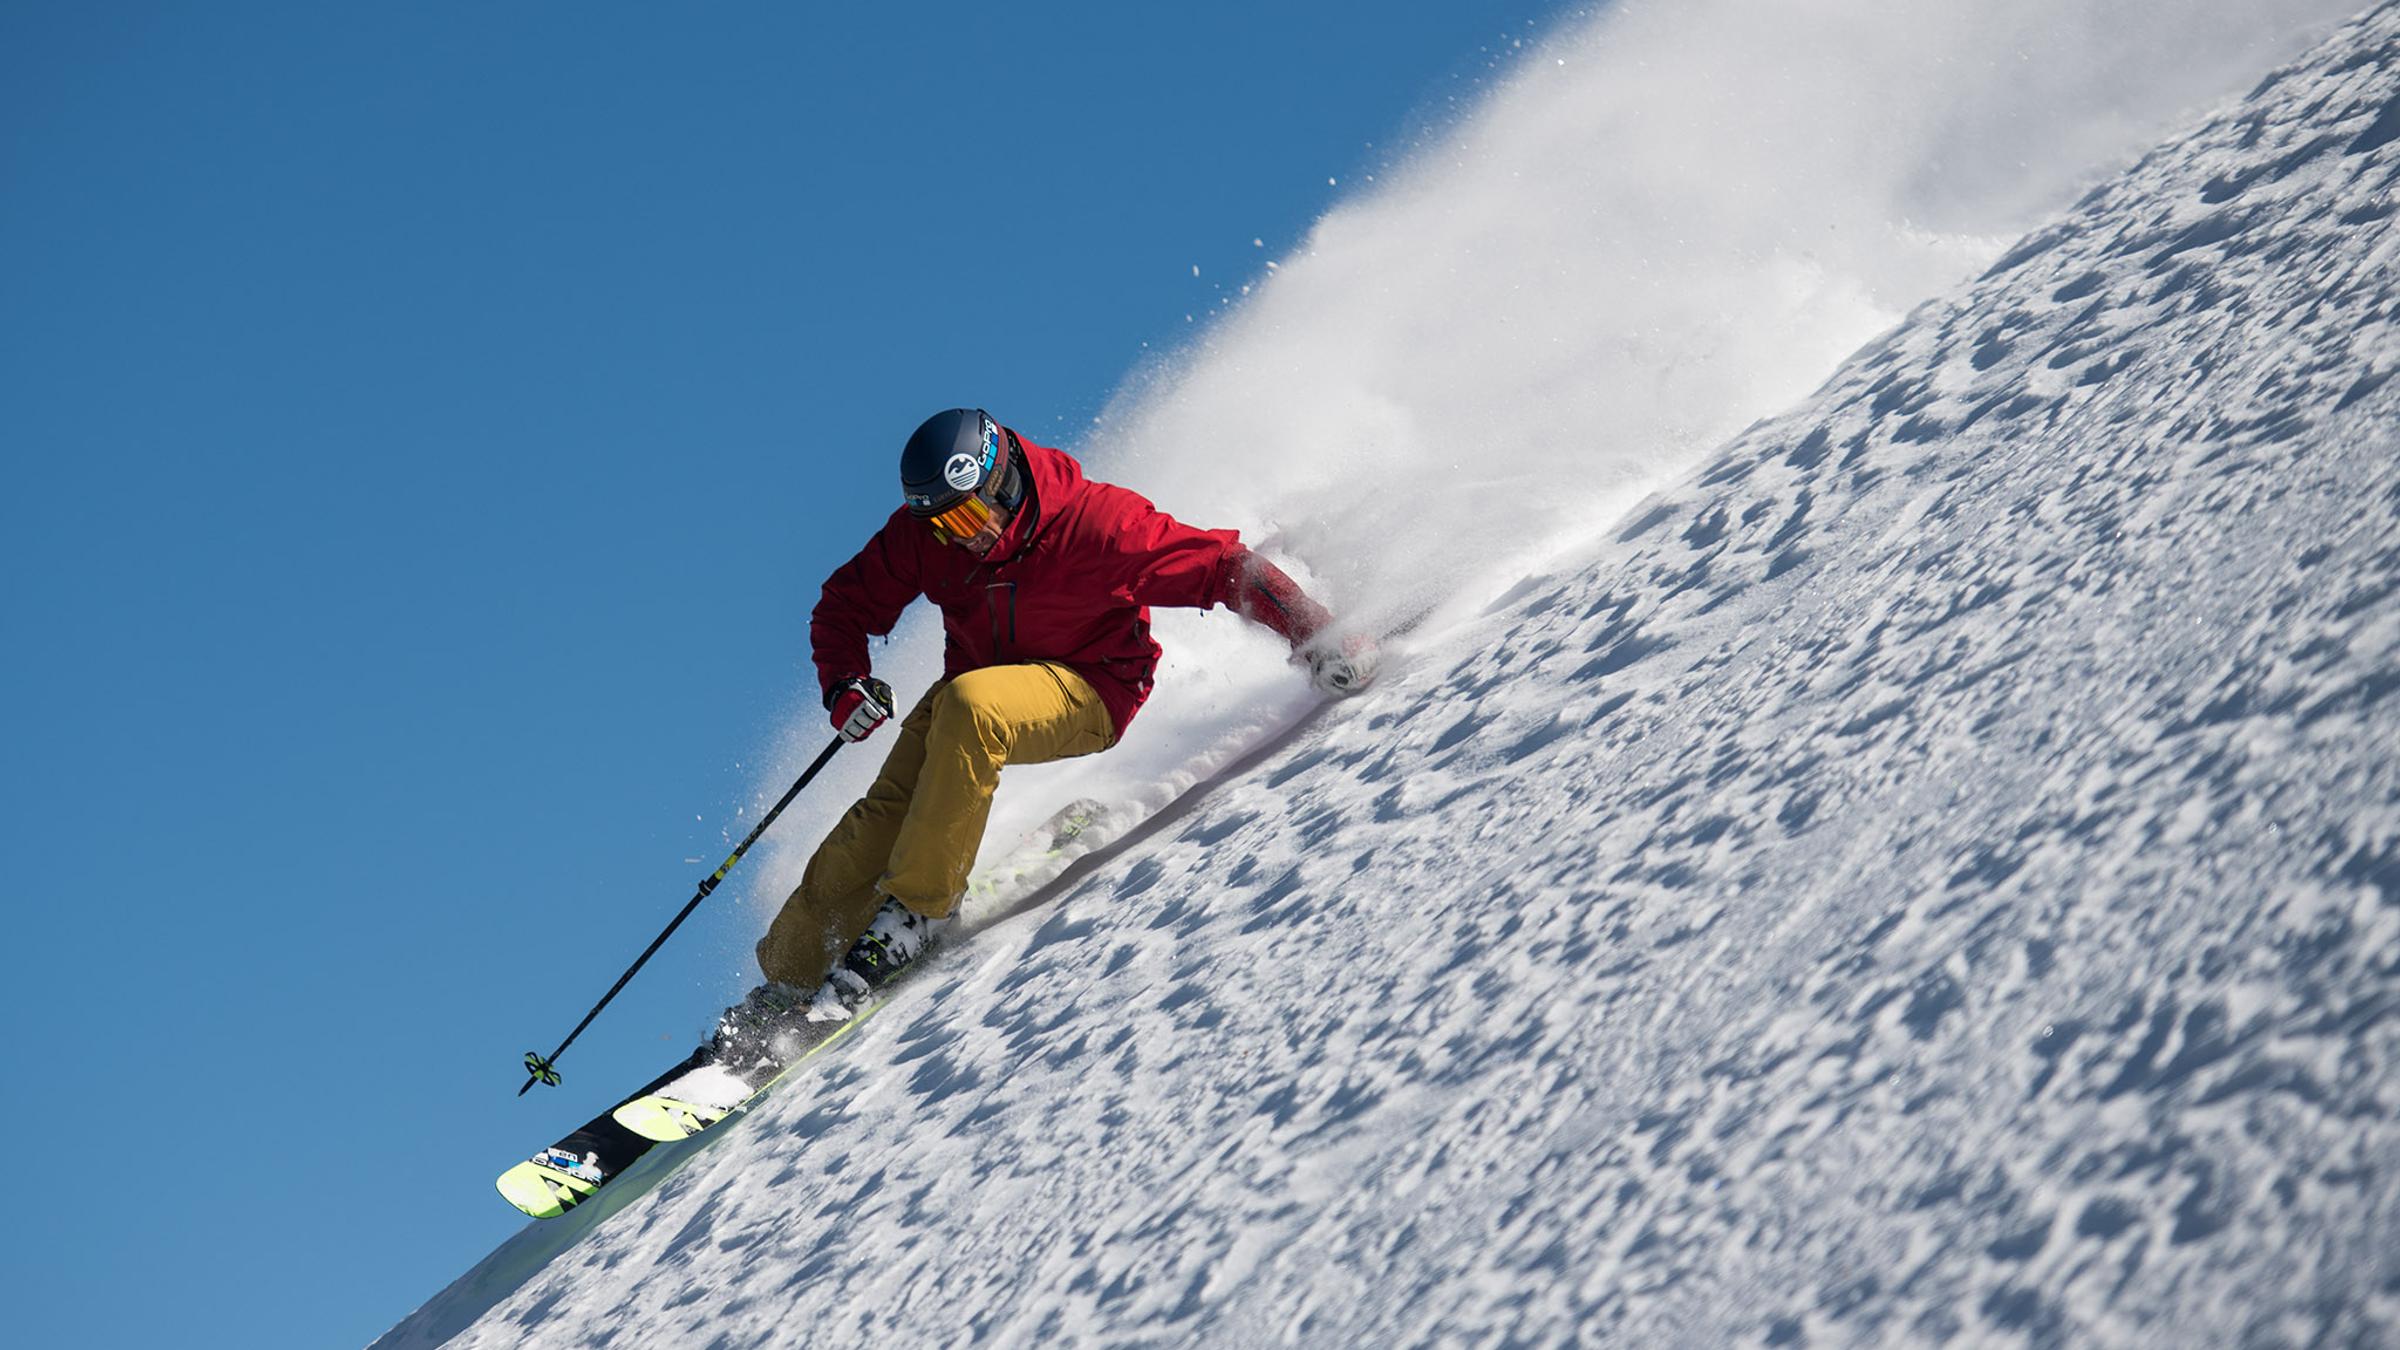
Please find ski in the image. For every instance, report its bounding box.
[612,998,888,1143]
[964,797,1114,908]
[495,1046,713,1219]
[495,992,895,1218]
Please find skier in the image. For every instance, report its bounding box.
[720,408,1378,1047]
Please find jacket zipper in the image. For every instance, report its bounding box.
[988,581,1018,660]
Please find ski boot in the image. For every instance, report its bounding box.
[710,980,816,1075]
[807,896,944,1022]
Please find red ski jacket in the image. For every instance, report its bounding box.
[812,435,1325,737]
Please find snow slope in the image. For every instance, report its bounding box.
[382,6,2399,1346]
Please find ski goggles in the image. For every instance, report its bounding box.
[925,493,997,545]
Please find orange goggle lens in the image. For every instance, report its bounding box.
[926,495,994,544]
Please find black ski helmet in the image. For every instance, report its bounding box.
[899,408,1026,518]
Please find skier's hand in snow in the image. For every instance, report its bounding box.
[1302,632,1380,697]
[828,676,895,743]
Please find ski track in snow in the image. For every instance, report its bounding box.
[384,9,2400,1348]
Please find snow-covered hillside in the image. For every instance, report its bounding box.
[381,7,2399,1346]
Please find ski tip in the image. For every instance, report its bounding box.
[496,1156,600,1220]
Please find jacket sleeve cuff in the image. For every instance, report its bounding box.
[821,672,868,710]
[1228,549,1333,647]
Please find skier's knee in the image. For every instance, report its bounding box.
[932,671,1015,742]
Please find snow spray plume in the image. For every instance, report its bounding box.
[749,0,2353,930]
[1090,0,2351,619]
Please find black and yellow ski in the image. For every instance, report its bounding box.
[494,1001,885,1219]
[610,1000,889,1144]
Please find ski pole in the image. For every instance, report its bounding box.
[518,734,847,1095]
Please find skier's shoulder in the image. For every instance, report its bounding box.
[1016,444,1152,528]
[830,505,932,591]
[1017,440,1232,564]
[871,501,924,539]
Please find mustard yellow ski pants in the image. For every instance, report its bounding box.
[755,662,1116,988]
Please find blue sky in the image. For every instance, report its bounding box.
[0,3,1568,1346]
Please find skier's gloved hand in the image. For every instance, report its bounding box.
[827,676,895,743]
[1301,632,1380,697]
